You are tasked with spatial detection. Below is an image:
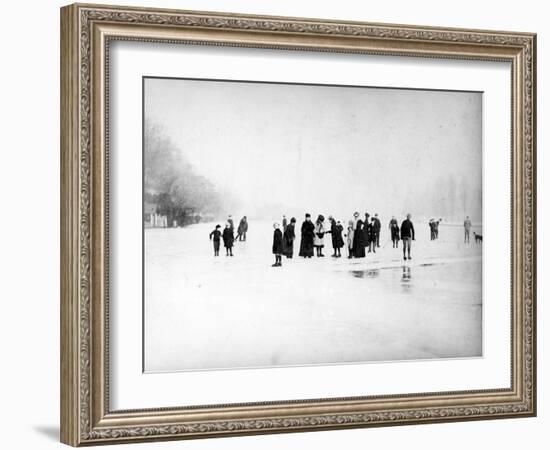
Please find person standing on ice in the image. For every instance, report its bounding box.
[366,216,376,253]
[209,224,222,256]
[282,217,296,258]
[464,216,472,243]
[352,212,366,258]
[313,215,326,257]
[429,219,435,240]
[299,213,315,258]
[282,215,288,232]
[327,216,344,258]
[222,223,235,256]
[345,220,355,258]
[236,216,248,241]
[272,223,283,267]
[400,213,415,261]
[227,215,234,233]
[373,213,381,248]
[389,216,400,248]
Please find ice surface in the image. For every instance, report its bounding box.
[144,220,482,372]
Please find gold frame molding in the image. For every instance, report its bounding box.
[60,2,537,446]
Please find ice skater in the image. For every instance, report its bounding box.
[236,216,248,241]
[464,216,472,243]
[208,224,222,256]
[400,213,415,261]
[282,217,296,258]
[272,222,283,267]
[222,222,234,256]
[389,216,400,248]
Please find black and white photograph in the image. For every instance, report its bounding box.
[143,77,483,373]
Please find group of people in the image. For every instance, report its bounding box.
[271,212,416,266]
[210,213,475,266]
[209,215,248,257]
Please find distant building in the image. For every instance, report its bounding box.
[144,202,168,228]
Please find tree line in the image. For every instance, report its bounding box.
[144,122,225,226]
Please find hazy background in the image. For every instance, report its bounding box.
[144,77,482,224]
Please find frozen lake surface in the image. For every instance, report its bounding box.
[144,220,482,372]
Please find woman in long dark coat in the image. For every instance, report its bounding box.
[352,212,366,258]
[282,217,296,258]
[299,213,315,258]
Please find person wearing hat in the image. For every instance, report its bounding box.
[208,224,222,256]
[313,214,326,257]
[299,213,315,258]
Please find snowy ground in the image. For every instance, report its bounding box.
[144,220,482,372]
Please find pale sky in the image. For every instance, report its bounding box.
[144,77,482,222]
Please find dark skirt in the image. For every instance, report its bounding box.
[332,232,344,249]
[352,227,366,257]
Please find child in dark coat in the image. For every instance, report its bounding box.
[272,222,283,267]
[209,224,222,256]
[222,223,234,256]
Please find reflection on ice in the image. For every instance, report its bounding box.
[401,266,412,292]
[351,269,380,279]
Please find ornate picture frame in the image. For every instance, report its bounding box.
[60,3,536,446]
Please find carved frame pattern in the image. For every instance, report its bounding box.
[60,3,536,446]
